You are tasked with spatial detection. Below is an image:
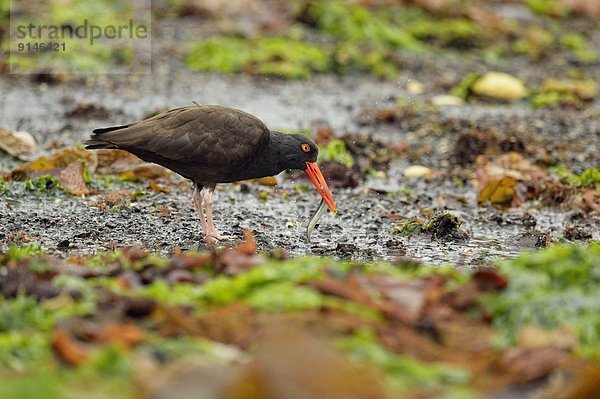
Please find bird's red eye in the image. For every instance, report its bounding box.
[301,144,311,153]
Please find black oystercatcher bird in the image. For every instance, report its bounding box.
[86,105,336,240]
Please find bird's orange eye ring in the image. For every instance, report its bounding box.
[301,144,311,153]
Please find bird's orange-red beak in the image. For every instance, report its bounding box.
[305,162,336,213]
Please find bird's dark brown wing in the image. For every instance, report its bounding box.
[87,105,270,183]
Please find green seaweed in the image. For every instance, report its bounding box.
[318,139,354,167]
[246,281,324,312]
[485,244,600,359]
[526,0,569,17]
[450,73,480,100]
[308,2,422,51]
[293,183,311,193]
[406,18,481,49]
[0,296,54,370]
[4,243,46,260]
[0,296,54,333]
[187,36,330,79]
[0,345,133,399]
[393,220,423,238]
[24,175,60,193]
[198,257,339,306]
[331,43,400,78]
[0,178,8,194]
[336,329,472,395]
[0,369,62,399]
[0,0,8,25]
[134,280,202,306]
[576,167,600,187]
[531,91,564,108]
[550,166,600,187]
[559,33,598,63]
[258,191,268,202]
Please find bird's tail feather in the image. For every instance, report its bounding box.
[85,124,130,149]
[92,124,130,134]
[84,140,118,149]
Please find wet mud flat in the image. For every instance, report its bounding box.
[3,173,594,265]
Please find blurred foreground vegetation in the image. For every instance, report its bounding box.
[0,241,599,398]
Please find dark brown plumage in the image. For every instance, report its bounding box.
[86,104,336,241]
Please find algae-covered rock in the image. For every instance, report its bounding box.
[423,212,470,241]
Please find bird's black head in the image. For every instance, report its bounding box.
[271,131,336,213]
[275,133,319,171]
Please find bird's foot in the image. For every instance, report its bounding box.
[203,231,231,241]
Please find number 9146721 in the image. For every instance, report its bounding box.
[17,42,66,52]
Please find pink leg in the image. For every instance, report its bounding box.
[202,187,229,241]
[193,185,209,237]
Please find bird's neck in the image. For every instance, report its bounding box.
[236,132,286,180]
